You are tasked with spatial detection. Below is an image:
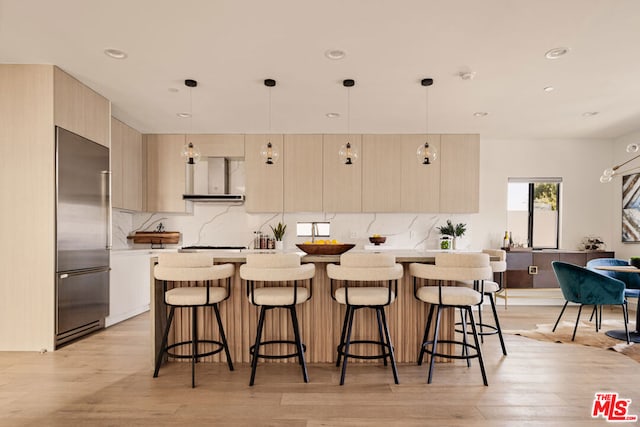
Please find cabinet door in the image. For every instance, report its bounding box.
[439,134,479,213]
[110,119,124,209]
[187,134,244,158]
[362,135,401,212]
[323,134,362,212]
[54,67,110,147]
[284,134,323,212]
[533,252,560,288]
[122,123,143,211]
[145,134,187,213]
[400,134,440,212]
[245,134,284,213]
[505,252,533,288]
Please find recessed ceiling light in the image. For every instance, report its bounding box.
[543,86,555,92]
[325,49,346,60]
[168,87,179,93]
[545,47,569,59]
[177,112,192,118]
[473,112,488,117]
[459,71,476,81]
[582,111,599,117]
[326,112,340,118]
[104,48,127,59]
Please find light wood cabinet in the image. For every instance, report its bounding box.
[284,134,323,212]
[245,134,284,213]
[144,134,187,213]
[439,134,480,213]
[111,118,143,211]
[323,134,362,212]
[400,134,441,212]
[362,135,402,212]
[187,134,244,158]
[53,67,110,147]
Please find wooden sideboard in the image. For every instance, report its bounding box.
[505,250,615,289]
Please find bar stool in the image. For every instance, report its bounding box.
[456,249,508,356]
[240,253,315,386]
[410,253,492,386]
[153,253,235,388]
[326,252,403,385]
[488,249,508,308]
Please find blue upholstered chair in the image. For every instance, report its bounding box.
[586,258,640,326]
[551,261,630,343]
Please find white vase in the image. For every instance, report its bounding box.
[275,241,284,251]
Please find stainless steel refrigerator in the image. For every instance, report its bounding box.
[55,127,110,347]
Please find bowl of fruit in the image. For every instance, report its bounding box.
[296,239,355,255]
[369,234,387,245]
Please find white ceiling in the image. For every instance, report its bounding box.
[2,0,640,139]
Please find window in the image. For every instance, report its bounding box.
[507,178,561,249]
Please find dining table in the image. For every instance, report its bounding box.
[594,265,640,343]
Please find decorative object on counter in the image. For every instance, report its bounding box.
[630,257,640,269]
[253,231,275,250]
[270,222,286,250]
[416,78,438,165]
[502,231,510,249]
[369,234,386,245]
[580,236,606,251]
[127,231,180,248]
[296,242,355,255]
[439,235,453,250]
[437,219,466,250]
[260,79,280,165]
[338,79,358,165]
[600,142,640,183]
[179,79,200,194]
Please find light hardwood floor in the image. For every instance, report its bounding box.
[0,305,638,426]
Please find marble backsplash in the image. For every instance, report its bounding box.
[113,205,474,251]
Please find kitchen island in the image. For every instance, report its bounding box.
[150,250,483,367]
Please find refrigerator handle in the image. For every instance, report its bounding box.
[102,170,112,250]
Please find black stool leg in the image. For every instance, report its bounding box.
[191,306,198,388]
[467,307,488,386]
[250,306,267,386]
[477,300,484,343]
[289,306,309,383]
[418,304,435,366]
[336,305,351,367]
[427,305,442,384]
[379,307,399,384]
[460,307,471,367]
[213,304,234,371]
[154,306,175,378]
[376,308,388,366]
[340,305,356,386]
[489,293,507,356]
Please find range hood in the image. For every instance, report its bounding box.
[183,157,245,202]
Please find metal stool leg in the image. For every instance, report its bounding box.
[379,307,399,384]
[249,306,267,386]
[460,307,471,367]
[339,305,356,386]
[336,305,351,367]
[467,307,488,386]
[489,293,507,356]
[376,308,388,366]
[427,305,442,384]
[191,306,198,388]
[154,306,175,378]
[418,304,435,366]
[289,306,309,383]
[213,304,234,371]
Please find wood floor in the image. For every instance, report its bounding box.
[0,305,638,426]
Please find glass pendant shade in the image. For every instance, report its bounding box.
[416,141,437,165]
[181,142,200,164]
[627,143,639,153]
[339,142,359,165]
[260,141,280,164]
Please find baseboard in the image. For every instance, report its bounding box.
[105,305,150,327]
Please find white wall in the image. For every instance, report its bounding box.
[474,138,615,251]
[612,130,640,261]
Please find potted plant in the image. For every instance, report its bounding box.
[437,219,467,250]
[630,256,640,269]
[270,222,286,250]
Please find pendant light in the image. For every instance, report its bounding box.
[260,78,280,164]
[338,79,358,165]
[416,78,437,165]
[180,79,200,194]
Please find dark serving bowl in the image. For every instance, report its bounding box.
[368,236,387,245]
[295,243,356,255]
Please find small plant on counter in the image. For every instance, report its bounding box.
[630,257,640,269]
[437,219,467,237]
[270,222,287,241]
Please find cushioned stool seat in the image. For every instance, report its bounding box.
[327,252,403,385]
[240,253,315,386]
[153,253,235,388]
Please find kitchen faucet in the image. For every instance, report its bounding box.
[311,222,318,243]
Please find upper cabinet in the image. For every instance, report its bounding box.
[284,134,323,212]
[362,135,401,212]
[111,118,143,211]
[439,134,480,213]
[144,134,188,213]
[400,134,441,212]
[323,135,362,212]
[245,134,284,213]
[187,134,245,158]
[53,67,110,147]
